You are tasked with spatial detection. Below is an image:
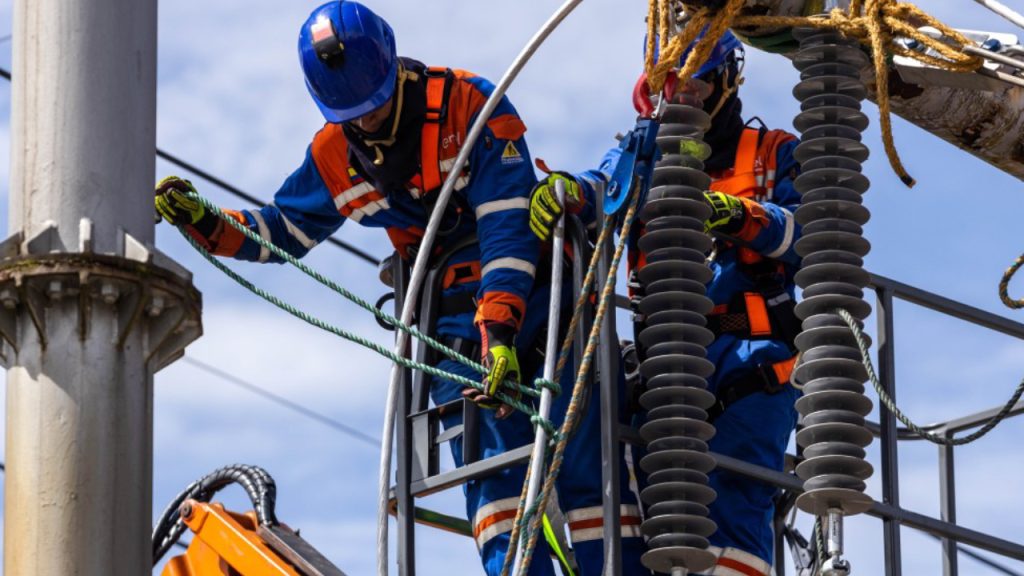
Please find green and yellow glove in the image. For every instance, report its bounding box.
[463,321,520,419]
[155,176,219,236]
[703,190,746,235]
[529,172,584,242]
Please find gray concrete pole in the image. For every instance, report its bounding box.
[5,0,201,574]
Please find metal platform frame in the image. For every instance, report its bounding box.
[390,223,1024,575]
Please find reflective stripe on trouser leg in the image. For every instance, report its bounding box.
[430,358,557,576]
[565,505,642,542]
[544,337,648,576]
[695,546,772,576]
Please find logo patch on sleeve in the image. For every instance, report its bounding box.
[501,141,524,165]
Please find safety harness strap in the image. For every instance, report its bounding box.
[706,289,801,346]
[706,355,798,422]
[420,66,453,195]
[708,128,760,198]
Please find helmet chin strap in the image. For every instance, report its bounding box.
[351,64,416,165]
[707,53,744,121]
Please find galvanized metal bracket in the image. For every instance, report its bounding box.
[0,223,202,371]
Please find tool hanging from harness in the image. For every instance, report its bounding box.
[704,126,801,422]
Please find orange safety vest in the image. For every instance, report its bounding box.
[708,126,795,202]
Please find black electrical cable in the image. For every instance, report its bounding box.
[183,356,380,447]
[152,464,278,565]
[0,64,379,267]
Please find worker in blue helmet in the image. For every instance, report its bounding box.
[154,2,648,575]
[530,30,803,575]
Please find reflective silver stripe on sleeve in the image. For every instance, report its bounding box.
[275,207,318,250]
[474,198,529,220]
[764,206,795,260]
[247,209,272,263]
[334,182,374,209]
[481,257,536,278]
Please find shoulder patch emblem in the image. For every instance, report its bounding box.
[501,141,524,165]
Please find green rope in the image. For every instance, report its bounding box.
[184,192,558,399]
[838,308,1024,446]
[171,193,567,433]
[183,233,549,423]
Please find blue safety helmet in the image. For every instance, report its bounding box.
[299,1,398,123]
[648,29,743,78]
[685,29,743,78]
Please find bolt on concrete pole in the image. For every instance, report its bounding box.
[5,0,201,574]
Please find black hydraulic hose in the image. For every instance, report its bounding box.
[152,464,279,565]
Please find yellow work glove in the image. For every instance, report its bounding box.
[155,176,219,236]
[463,321,520,419]
[529,172,584,242]
[703,190,746,235]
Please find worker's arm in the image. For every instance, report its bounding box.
[722,140,802,266]
[457,77,539,413]
[461,78,540,335]
[160,148,346,263]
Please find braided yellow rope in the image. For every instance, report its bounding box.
[644,0,986,188]
[1000,252,1024,309]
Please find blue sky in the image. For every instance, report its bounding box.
[1,0,1024,574]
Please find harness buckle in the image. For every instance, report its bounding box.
[424,67,452,124]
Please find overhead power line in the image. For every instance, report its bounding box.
[183,357,380,448]
[0,64,378,267]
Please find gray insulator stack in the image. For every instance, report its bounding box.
[790,28,876,517]
[636,92,719,575]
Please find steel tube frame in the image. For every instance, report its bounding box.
[394,259,1024,573]
[597,203,624,576]
[876,286,903,576]
[710,453,1024,562]
[393,262,416,576]
[939,435,959,576]
[512,180,567,574]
